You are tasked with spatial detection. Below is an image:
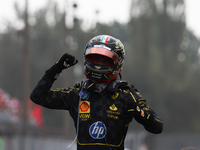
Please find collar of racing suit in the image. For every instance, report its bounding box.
[82,79,129,93]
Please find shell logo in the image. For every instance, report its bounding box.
[79,101,90,113]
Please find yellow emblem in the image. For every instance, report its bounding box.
[137,106,140,112]
[109,104,118,111]
[95,66,101,69]
[111,92,119,99]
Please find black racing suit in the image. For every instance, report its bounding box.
[30,73,163,150]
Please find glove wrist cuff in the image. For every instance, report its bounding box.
[45,64,62,79]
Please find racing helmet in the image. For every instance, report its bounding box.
[83,35,125,81]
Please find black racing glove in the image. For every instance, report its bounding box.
[55,53,78,70]
[46,53,78,79]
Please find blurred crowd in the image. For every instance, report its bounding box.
[0,89,43,127]
[0,89,21,123]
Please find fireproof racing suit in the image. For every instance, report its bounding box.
[30,73,163,150]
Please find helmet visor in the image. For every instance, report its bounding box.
[86,54,114,65]
[85,47,119,65]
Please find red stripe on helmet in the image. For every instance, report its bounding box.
[105,36,110,43]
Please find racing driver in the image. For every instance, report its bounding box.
[30,35,163,150]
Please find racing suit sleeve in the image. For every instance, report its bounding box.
[30,73,72,110]
[127,85,163,134]
[30,53,78,110]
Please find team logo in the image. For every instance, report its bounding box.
[109,104,118,111]
[79,91,90,100]
[89,121,107,139]
[79,101,90,113]
[111,92,119,99]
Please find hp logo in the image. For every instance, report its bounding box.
[89,121,107,139]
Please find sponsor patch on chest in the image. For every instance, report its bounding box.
[79,91,90,100]
[89,121,107,139]
[107,104,120,120]
[79,101,90,113]
[79,101,90,121]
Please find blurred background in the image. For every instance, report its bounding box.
[0,0,200,150]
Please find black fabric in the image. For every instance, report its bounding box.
[106,79,128,92]
[45,64,61,79]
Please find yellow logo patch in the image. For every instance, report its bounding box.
[109,104,118,111]
[79,113,90,121]
[111,92,119,99]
